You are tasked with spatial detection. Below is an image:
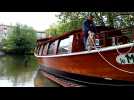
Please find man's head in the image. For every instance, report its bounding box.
[87,15,94,21]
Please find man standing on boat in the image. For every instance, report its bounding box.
[82,15,97,50]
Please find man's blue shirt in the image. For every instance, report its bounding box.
[82,19,97,35]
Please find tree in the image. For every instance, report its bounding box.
[45,12,134,37]
[3,24,37,54]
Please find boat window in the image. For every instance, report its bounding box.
[54,40,59,53]
[35,45,40,55]
[39,44,44,56]
[47,40,59,55]
[42,43,49,55]
[58,35,73,54]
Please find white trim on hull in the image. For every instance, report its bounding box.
[34,43,134,58]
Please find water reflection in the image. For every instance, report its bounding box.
[0,55,38,87]
[34,71,61,87]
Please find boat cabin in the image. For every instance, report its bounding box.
[35,26,134,56]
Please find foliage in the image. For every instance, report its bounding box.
[3,24,37,54]
[45,12,134,37]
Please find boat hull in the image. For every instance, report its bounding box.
[36,44,134,82]
[39,65,134,86]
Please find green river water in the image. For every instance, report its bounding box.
[0,54,60,87]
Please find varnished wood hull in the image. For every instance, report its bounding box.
[35,43,134,83]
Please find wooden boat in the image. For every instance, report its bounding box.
[34,26,134,86]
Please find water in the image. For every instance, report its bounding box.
[0,54,60,87]
[0,54,38,87]
[34,71,61,87]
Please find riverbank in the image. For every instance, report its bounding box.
[0,47,34,55]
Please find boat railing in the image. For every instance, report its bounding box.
[35,26,134,56]
[35,28,83,56]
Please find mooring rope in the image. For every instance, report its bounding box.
[88,35,134,74]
